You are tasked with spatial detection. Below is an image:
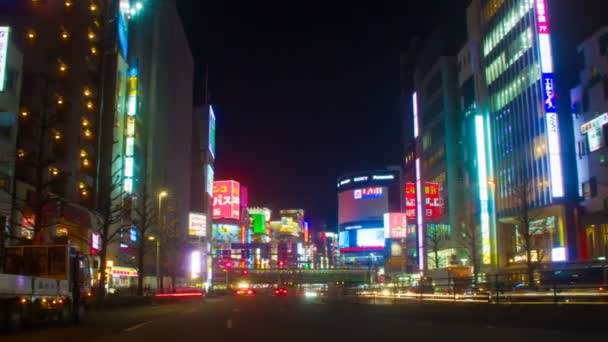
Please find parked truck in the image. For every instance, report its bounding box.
[0,244,91,331]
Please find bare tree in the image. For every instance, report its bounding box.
[458,201,482,284]
[512,176,544,284]
[427,225,446,270]
[132,172,155,296]
[92,154,128,299]
[163,206,186,292]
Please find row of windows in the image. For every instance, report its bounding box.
[490,63,541,112]
[485,27,533,85]
[483,0,506,22]
[483,0,534,57]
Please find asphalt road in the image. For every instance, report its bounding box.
[3,294,608,341]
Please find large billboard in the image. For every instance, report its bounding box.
[338,187,388,224]
[212,223,240,243]
[212,181,240,220]
[0,26,9,92]
[356,228,384,248]
[188,213,207,237]
[383,213,408,239]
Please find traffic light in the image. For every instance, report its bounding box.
[242,269,249,276]
[278,260,285,268]
[223,260,233,269]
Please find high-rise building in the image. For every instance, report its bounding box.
[102,0,195,286]
[0,26,23,248]
[469,0,579,266]
[570,26,608,261]
[0,1,109,251]
[407,20,468,271]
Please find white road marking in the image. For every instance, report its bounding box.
[227,318,233,329]
[124,320,153,332]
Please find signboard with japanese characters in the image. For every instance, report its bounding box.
[212,180,241,220]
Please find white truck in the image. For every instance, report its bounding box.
[0,244,91,331]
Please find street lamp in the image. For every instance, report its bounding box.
[157,190,168,290]
[148,235,160,291]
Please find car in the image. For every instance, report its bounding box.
[235,288,256,296]
[274,287,288,296]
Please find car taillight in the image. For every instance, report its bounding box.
[247,290,253,295]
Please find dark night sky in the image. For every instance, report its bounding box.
[174,0,469,228]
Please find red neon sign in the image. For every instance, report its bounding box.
[535,0,550,34]
[424,182,443,219]
[212,181,241,220]
[404,182,416,219]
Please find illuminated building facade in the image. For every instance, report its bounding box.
[473,0,579,266]
[570,27,608,261]
[108,0,195,280]
[337,169,402,269]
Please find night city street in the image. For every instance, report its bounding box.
[3,0,608,340]
[3,295,608,341]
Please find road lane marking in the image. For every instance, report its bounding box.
[227,318,233,329]
[124,320,153,332]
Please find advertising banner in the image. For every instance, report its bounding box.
[383,213,408,239]
[404,182,416,219]
[356,228,384,247]
[212,181,240,220]
[424,182,443,218]
[251,213,266,234]
[188,213,207,237]
[212,223,240,243]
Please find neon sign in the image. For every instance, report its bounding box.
[209,106,216,158]
[212,181,241,220]
[0,27,9,92]
[383,213,408,239]
[353,187,383,199]
[581,113,608,152]
[536,0,564,198]
[415,158,424,270]
[123,65,138,193]
[404,182,416,219]
[475,115,491,265]
[412,92,419,138]
[424,182,443,219]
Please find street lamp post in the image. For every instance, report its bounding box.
[157,190,168,291]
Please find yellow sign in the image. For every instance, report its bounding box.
[111,266,138,277]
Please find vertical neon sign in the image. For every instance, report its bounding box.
[536,0,564,198]
[412,92,419,138]
[415,158,424,270]
[0,27,9,92]
[123,65,138,193]
[475,115,491,265]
